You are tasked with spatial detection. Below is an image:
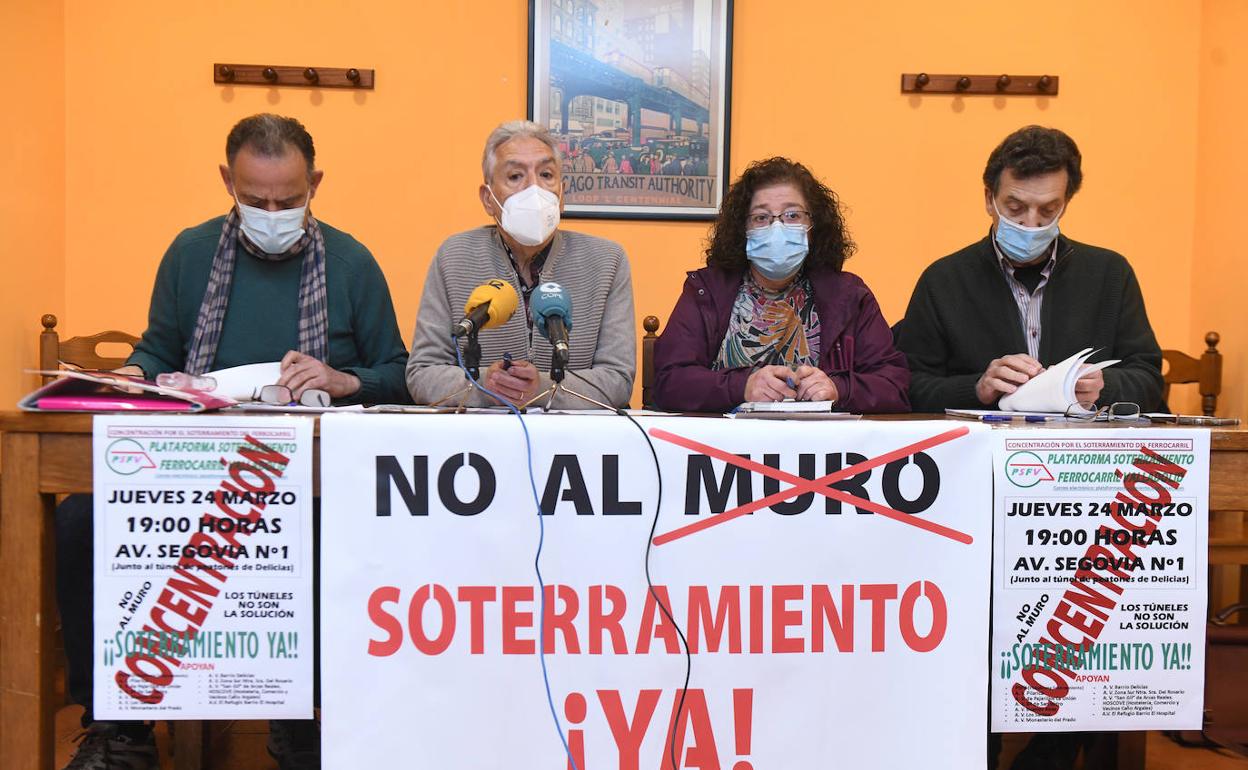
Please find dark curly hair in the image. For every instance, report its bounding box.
[983,125,1082,199]
[706,157,856,272]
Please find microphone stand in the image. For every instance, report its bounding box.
[522,349,616,412]
[431,329,483,412]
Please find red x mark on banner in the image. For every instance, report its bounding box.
[649,425,974,546]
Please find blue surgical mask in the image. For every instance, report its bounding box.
[746,222,809,280]
[993,199,1062,264]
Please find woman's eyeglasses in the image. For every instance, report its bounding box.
[747,209,811,230]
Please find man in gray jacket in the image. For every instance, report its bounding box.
[407,120,636,408]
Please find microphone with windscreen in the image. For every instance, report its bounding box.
[530,281,572,369]
[452,279,519,338]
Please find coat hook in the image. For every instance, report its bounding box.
[303,67,319,84]
[262,67,278,82]
[217,64,234,81]
[346,68,361,84]
[956,76,971,91]
[996,74,1011,91]
[915,72,930,89]
[1037,75,1052,92]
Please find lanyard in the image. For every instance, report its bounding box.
[499,238,551,331]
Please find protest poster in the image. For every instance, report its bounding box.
[991,429,1210,731]
[92,415,314,719]
[321,414,992,768]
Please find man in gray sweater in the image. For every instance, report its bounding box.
[407,120,636,409]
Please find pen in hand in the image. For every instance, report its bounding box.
[768,349,798,391]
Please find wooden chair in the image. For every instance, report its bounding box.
[1162,331,1222,416]
[641,315,661,409]
[39,313,139,382]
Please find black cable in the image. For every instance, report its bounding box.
[568,372,693,770]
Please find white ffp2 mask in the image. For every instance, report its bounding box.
[490,184,560,247]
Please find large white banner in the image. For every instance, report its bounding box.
[991,429,1210,731]
[93,415,314,719]
[321,414,992,769]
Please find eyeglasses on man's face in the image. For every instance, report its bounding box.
[747,209,811,230]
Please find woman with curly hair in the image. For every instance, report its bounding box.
[652,157,910,412]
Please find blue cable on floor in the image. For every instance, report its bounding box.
[452,339,580,770]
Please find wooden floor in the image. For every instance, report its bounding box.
[56,705,1248,769]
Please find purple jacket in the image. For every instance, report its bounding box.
[652,266,910,413]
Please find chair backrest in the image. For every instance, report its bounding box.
[39,314,140,383]
[640,315,661,409]
[1161,331,1222,416]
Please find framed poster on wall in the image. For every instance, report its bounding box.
[528,0,734,220]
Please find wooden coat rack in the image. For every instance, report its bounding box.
[214,63,375,89]
[901,73,1058,95]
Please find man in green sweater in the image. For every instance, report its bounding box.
[117,115,408,402]
[896,125,1164,416]
[57,114,407,770]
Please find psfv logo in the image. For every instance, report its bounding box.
[1004,451,1054,488]
[105,439,156,475]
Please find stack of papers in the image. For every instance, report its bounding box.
[998,348,1118,415]
[728,399,859,420]
[736,399,836,413]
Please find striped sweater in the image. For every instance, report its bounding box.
[406,226,636,408]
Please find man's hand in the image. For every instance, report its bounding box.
[105,364,146,393]
[976,354,1044,405]
[1074,365,1106,406]
[277,350,360,400]
[482,359,540,405]
[745,365,798,402]
[793,365,838,402]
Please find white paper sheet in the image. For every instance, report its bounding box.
[998,348,1119,414]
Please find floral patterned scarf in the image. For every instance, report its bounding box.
[714,272,821,370]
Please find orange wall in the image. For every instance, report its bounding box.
[9,0,1221,409]
[0,1,65,412]
[1193,0,1248,421]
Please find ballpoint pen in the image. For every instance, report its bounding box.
[982,414,1053,423]
[768,349,798,390]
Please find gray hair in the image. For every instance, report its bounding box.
[481,120,562,181]
[225,113,316,179]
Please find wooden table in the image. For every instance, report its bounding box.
[2,412,1246,770]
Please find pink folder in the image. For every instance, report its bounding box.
[20,370,235,412]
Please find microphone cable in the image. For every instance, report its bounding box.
[452,338,581,770]
[567,371,693,770]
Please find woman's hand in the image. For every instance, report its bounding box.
[793,365,838,402]
[744,365,798,402]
